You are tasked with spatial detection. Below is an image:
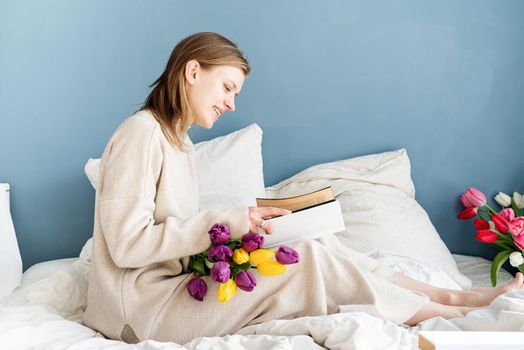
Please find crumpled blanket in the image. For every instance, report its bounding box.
[1,241,521,350]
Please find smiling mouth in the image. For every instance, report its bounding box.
[213,107,220,117]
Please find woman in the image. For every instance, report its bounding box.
[83,32,524,344]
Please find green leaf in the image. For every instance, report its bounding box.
[511,198,521,218]
[204,258,214,269]
[230,265,241,279]
[188,255,194,271]
[491,250,512,287]
[226,240,242,250]
[193,258,206,275]
[518,264,524,275]
[238,262,252,271]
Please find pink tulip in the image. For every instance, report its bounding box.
[509,217,524,237]
[458,207,477,220]
[514,233,524,250]
[475,229,498,243]
[500,208,516,223]
[460,187,487,208]
[492,213,509,233]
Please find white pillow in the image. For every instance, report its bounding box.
[21,258,77,287]
[85,123,265,210]
[0,183,23,300]
[265,149,471,289]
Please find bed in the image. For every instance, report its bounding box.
[2,124,523,349]
[0,250,520,350]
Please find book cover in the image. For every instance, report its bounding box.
[256,186,335,213]
[256,187,345,247]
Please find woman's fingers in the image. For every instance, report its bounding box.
[248,207,261,231]
[260,207,292,218]
[248,206,292,235]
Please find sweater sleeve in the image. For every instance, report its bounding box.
[97,116,249,268]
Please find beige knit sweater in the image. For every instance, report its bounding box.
[83,111,250,341]
[83,110,429,344]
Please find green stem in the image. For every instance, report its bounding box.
[477,211,490,222]
[496,232,513,242]
[498,241,515,251]
[490,229,516,249]
[485,204,497,214]
[493,241,512,251]
[496,234,517,249]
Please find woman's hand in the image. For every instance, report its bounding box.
[248,207,292,235]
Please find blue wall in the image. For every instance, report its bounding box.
[1,1,523,270]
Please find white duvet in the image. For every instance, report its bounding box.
[0,242,521,350]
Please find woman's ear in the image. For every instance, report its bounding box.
[185,60,200,85]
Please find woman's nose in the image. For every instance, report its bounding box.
[225,96,235,112]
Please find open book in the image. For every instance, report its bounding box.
[256,186,345,247]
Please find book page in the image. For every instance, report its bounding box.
[256,187,334,212]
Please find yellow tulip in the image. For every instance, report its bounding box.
[256,260,287,276]
[232,248,249,265]
[249,249,275,265]
[217,279,238,304]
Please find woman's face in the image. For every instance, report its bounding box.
[185,62,245,129]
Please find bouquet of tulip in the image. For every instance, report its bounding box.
[186,223,300,304]
[457,187,524,286]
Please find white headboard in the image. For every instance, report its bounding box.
[0,183,10,209]
[0,182,22,298]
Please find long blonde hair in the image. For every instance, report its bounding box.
[142,32,250,150]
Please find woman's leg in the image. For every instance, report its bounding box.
[397,272,524,307]
[404,302,478,326]
[151,240,431,343]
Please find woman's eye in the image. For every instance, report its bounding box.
[224,85,231,93]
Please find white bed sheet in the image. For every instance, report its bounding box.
[0,252,520,350]
[452,253,514,288]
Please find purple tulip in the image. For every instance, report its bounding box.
[241,232,265,252]
[187,277,208,301]
[235,270,257,292]
[275,245,299,265]
[211,261,231,283]
[208,224,230,244]
[207,244,233,262]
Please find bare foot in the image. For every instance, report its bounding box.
[462,272,524,307]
